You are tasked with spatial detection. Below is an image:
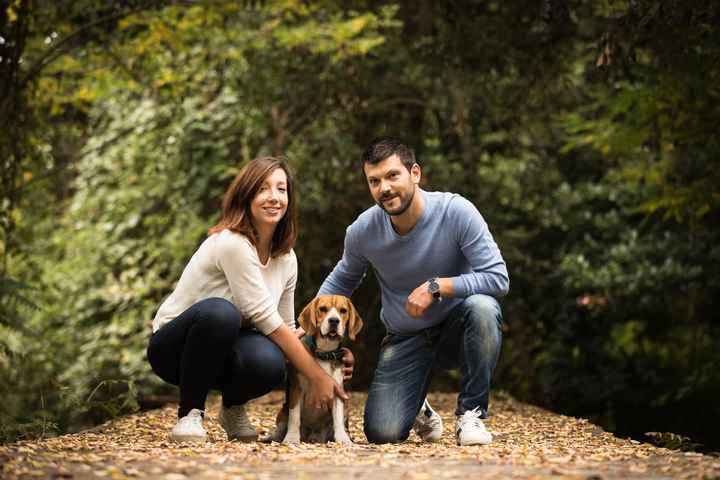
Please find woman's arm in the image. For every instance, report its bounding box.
[216,234,287,334]
[268,324,348,410]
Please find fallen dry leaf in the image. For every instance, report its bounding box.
[0,391,718,479]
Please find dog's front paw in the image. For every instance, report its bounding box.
[282,432,301,444]
[334,431,353,445]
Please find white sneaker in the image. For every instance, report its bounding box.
[413,398,443,442]
[170,409,207,442]
[218,404,258,442]
[455,407,492,445]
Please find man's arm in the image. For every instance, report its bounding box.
[317,224,369,296]
[449,196,509,298]
[317,224,367,378]
[406,196,509,317]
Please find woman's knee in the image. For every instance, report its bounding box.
[194,297,241,333]
[232,334,286,386]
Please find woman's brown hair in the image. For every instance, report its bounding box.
[208,157,297,257]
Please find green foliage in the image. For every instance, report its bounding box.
[645,432,703,452]
[1,0,719,453]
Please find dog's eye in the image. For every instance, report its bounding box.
[319,306,328,313]
[339,308,348,314]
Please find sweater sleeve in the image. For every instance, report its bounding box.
[318,223,369,296]
[277,250,297,331]
[215,234,285,335]
[448,196,510,298]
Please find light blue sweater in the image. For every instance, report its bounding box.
[318,190,509,334]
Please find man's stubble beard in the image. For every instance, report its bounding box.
[377,188,416,216]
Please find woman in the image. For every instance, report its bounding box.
[147,157,347,442]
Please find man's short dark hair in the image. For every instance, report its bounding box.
[362,137,416,171]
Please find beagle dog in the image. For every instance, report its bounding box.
[282,295,363,444]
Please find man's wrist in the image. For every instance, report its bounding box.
[427,277,442,301]
[438,277,454,298]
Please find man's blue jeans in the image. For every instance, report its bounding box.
[364,294,503,444]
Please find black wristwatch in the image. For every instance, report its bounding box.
[428,277,442,302]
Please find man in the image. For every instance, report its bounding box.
[318,137,509,445]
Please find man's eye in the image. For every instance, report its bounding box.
[319,306,328,313]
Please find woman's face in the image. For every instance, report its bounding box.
[250,167,289,231]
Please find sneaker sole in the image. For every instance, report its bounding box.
[170,434,207,443]
[456,435,492,446]
[227,433,258,442]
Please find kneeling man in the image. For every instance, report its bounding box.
[318,137,509,445]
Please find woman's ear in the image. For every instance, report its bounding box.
[345,297,363,341]
[298,298,319,335]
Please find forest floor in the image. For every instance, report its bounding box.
[2,391,719,480]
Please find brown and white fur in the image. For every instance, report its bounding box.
[282,295,363,444]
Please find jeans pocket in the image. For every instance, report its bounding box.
[379,334,394,350]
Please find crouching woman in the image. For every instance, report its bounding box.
[147,157,346,442]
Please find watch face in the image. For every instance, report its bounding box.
[428,279,440,294]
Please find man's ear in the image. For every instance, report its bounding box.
[410,162,421,185]
[345,297,363,341]
[298,298,319,335]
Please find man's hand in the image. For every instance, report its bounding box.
[340,347,355,380]
[405,281,434,318]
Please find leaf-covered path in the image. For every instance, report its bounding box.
[2,391,719,479]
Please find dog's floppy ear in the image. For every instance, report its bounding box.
[298,297,320,335]
[344,297,363,341]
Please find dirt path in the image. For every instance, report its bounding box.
[2,392,719,479]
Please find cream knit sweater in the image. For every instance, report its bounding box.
[152,229,296,335]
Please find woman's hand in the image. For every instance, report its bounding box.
[307,370,348,411]
[268,324,348,410]
[340,347,355,380]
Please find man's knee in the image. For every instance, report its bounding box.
[363,417,410,444]
[461,294,502,332]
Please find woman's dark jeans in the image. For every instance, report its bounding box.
[147,297,286,418]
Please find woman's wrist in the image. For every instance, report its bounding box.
[306,363,329,383]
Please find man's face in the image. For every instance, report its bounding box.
[363,154,421,216]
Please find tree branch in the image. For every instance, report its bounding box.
[19,0,179,88]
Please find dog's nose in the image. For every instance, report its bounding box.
[328,317,340,327]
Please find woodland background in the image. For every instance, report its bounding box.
[1,0,718,452]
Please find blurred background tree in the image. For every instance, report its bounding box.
[1,0,718,451]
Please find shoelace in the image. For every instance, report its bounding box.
[180,409,204,427]
[422,411,442,429]
[416,405,441,433]
[460,407,485,429]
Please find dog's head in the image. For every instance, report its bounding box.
[298,295,363,342]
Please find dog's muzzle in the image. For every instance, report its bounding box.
[327,317,340,336]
